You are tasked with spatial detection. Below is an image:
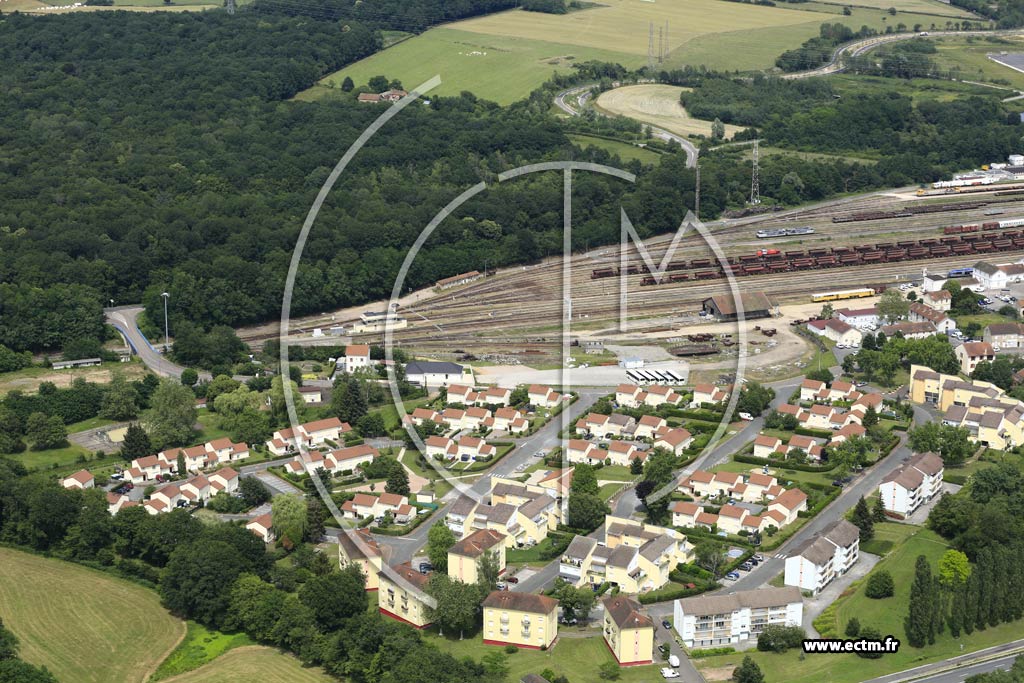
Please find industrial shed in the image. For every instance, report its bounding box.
[702,292,773,322]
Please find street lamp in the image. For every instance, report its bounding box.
[161,292,170,353]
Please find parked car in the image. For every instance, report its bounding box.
[506,576,519,584]
[725,571,740,580]
[496,581,507,590]
[661,668,680,679]
[669,655,681,668]
[753,554,763,562]
[662,620,672,630]
[418,562,433,574]
[738,412,754,421]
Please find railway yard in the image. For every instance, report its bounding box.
[238,188,1024,376]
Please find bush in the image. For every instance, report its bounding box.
[756,625,806,652]
[856,625,884,658]
[865,570,894,598]
[504,644,518,654]
[687,646,735,658]
[845,617,860,637]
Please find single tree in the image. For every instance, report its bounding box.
[271,494,307,549]
[732,655,765,683]
[866,570,895,599]
[180,368,198,387]
[852,496,875,542]
[427,522,456,573]
[477,550,502,592]
[385,466,410,497]
[695,540,728,577]
[143,379,197,448]
[845,616,861,637]
[101,372,140,420]
[426,573,480,638]
[341,76,354,92]
[120,423,152,461]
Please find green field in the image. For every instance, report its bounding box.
[567,134,663,165]
[307,0,971,105]
[162,646,333,683]
[696,526,1024,683]
[430,629,661,682]
[0,548,185,683]
[809,0,974,15]
[151,621,255,681]
[930,36,1024,89]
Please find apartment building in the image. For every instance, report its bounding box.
[379,563,432,628]
[482,592,559,650]
[337,528,384,591]
[784,519,860,594]
[447,529,506,584]
[910,365,1024,449]
[878,451,944,517]
[673,587,803,647]
[602,595,654,667]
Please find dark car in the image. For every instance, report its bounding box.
[418,562,433,574]
[662,620,672,630]
[506,576,519,584]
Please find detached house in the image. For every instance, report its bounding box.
[690,384,728,408]
[492,407,529,434]
[343,344,371,373]
[246,513,275,544]
[767,488,808,526]
[527,385,562,408]
[566,439,604,465]
[267,417,351,455]
[653,427,693,455]
[955,342,996,375]
[62,470,94,490]
[632,414,668,440]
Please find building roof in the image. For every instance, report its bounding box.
[65,469,93,485]
[337,528,381,560]
[387,562,430,590]
[771,488,808,510]
[346,343,371,357]
[406,361,464,375]
[676,586,802,616]
[883,463,925,490]
[987,322,1024,336]
[449,529,506,558]
[961,341,995,357]
[482,590,558,614]
[789,534,837,566]
[704,291,772,316]
[603,595,653,629]
[908,451,944,476]
[822,518,860,548]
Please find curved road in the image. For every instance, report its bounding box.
[105,305,210,381]
[555,84,699,168]
[784,29,1024,80]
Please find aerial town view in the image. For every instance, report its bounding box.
[8,0,1024,682]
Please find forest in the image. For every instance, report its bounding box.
[3,9,1021,356]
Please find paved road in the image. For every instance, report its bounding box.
[554,84,698,168]
[614,375,805,519]
[365,390,607,566]
[866,641,1024,683]
[105,305,210,381]
[783,29,1023,80]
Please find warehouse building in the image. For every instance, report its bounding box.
[702,292,773,322]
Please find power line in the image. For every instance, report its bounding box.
[657,25,663,64]
[647,21,654,71]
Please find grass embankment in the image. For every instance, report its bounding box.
[696,525,1024,683]
[0,547,184,683]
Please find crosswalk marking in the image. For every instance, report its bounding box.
[774,553,787,559]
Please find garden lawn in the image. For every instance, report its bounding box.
[429,628,660,682]
[0,548,184,683]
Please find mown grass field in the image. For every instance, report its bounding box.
[807,0,974,16]
[932,36,1024,89]
[309,0,967,104]
[595,84,745,140]
[696,526,1024,683]
[567,134,663,165]
[313,27,640,105]
[162,646,334,683]
[0,548,185,683]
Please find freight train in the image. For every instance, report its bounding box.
[592,229,1024,285]
[942,217,1024,234]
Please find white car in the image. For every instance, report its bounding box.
[836,344,846,349]
[661,668,680,679]
[738,412,754,421]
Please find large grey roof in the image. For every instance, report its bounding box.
[406,361,464,374]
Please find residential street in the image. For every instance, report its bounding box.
[104,305,208,380]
